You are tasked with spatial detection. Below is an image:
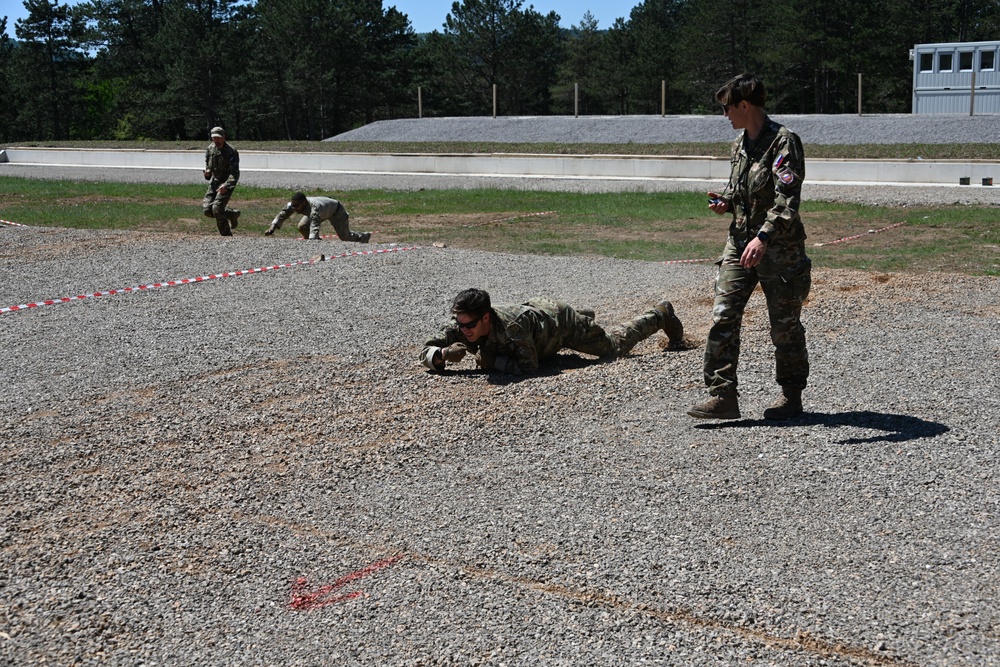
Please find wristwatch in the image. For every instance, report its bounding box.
[756,231,771,244]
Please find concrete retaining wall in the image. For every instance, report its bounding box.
[2,147,998,186]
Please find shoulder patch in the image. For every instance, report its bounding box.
[773,153,786,170]
[777,168,796,185]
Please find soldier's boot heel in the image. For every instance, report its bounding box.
[763,390,803,420]
[687,393,740,420]
[654,300,684,348]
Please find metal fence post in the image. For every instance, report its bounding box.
[970,71,977,116]
[857,73,862,115]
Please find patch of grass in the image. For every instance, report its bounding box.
[2,176,998,275]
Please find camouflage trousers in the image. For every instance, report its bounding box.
[297,203,364,241]
[202,185,238,236]
[547,302,665,359]
[703,248,811,396]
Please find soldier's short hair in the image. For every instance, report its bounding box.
[715,73,767,108]
[291,192,307,204]
[452,288,491,317]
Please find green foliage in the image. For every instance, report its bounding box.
[5,0,1000,140]
[11,0,89,139]
[416,0,564,116]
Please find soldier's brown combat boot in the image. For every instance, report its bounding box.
[687,392,740,420]
[763,389,803,420]
[655,300,684,348]
[577,306,596,320]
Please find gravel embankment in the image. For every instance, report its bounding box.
[1,117,999,665]
[329,113,1000,145]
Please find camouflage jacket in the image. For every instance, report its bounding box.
[204,142,240,190]
[719,116,808,274]
[420,298,573,375]
[271,196,342,227]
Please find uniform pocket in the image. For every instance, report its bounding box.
[780,257,812,283]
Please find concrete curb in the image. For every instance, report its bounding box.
[3,146,999,186]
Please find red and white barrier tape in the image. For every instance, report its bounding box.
[295,233,378,241]
[1,245,418,315]
[814,221,906,247]
[1,219,30,228]
[463,211,557,228]
[490,210,557,223]
[662,258,714,265]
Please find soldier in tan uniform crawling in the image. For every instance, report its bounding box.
[265,192,371,242]
[687,73,811,422]
[421,288,684,375]
[202,126,241,237]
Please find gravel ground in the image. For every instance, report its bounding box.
[1,227,998,667]
[1,117,999,665]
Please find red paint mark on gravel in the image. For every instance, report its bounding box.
[289,556,402,611]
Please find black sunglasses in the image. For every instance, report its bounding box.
[456,314,483,330]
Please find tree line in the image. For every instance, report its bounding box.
[2,0,997,142]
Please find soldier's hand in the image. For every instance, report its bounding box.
[474,353,489,369]
[441,344,467,363]
[707,191,729,214]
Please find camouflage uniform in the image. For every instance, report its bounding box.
[269,196,369,242]
[705,116,811,396]
[420,298,670,374]
[202,141,240,236]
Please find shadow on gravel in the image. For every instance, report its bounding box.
[695,410,949,444]
[487,354,617,384]
[425,355,610,382]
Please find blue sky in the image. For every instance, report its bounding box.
[2,0,631,38]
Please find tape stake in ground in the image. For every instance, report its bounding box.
[814,221,907,247]
[1,219,30,228]
[0,245,419,316]
[289,556,402,611]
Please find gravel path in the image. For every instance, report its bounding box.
[1,118,999,665]
[6,162,1000,207]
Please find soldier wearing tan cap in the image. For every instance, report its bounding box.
[202,126,241,236]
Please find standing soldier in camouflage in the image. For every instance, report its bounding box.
[421,288,684,375]
[264,192,371,242]
[687,73,811,421]
[202,126,241,237]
